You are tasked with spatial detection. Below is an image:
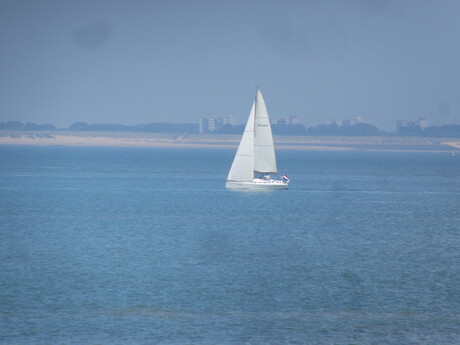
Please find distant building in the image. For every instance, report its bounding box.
[199,114,234,133]
[395,120,417,131]
[270,118,287,126]
[327,116,362,127]
[289,116,299,125]
[419,117,428,129]
[270,116,299,126]
[395,117,428,132]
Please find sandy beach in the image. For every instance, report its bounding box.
[0,130,459,152]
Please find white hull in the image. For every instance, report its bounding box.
[226,179,289,190]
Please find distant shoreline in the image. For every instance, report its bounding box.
[0,130,459,152]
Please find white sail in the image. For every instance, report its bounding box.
[254,89,277,174]
[226,103,255,181]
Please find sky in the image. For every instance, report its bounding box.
[1,0,460,131]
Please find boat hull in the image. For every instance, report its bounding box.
[226,179,289,190]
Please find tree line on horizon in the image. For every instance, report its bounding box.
[1,120,460,138]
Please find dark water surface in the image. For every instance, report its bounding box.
[1,146,459,344]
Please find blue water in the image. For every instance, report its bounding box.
[0,146,459,344]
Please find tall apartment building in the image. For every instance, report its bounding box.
[199,115,234,133]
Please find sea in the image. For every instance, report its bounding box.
[0,145,459,345]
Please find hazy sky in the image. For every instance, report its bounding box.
[1,0,460,130]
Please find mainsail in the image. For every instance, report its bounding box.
[254,89,277,174]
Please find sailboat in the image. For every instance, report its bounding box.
[226,88,289,189]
